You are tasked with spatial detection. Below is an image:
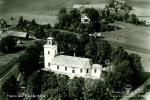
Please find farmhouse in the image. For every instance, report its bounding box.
[81,14,90,23]
[0,31,29,40]
[43,37,104,79]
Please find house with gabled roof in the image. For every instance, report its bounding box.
[81,14,90,23]
[0,31,29,40]
[43,37,104,79]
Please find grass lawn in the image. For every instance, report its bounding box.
[0,54,20,69]
[0,64,19,86]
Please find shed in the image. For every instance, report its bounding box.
[92,32,102,38]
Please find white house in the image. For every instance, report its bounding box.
[81,14,90,23]
[43,37,103,79]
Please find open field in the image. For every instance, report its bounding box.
[103,21,150,51]
[0,0,150,26]
[0,54,20,67]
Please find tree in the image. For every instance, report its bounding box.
[106,16,114,23]
[18,42,44,84]
[109,47,144,90]
[96,40,112,64]
[111,46,129,65]
[31,19,36,26]
[86,22,96,33]
[57,75,69,99]
[41,72,58,93]
[18,16,24,26]
[85,38,97,62]
[26,71,43,100]
[84,79,109,100]
[77,33,90,57]
[69,9,80,22]
[107,60,133,91]
[135,18,140,25]
[115,7,118,13]
[67,77,85,99]
[59,7,67,14]
[106,9,110,17]
[0,36,16,53]
[51,29,60,38]
[55,32,78,55]
[1,75,20,100]
[84,8,99,22]
[34,26,46,39]
[124,13,129,22]
[85,39,112,64]
[58,13,70,28]
[17,16,25,30]
[46,23,51,29]
[101,10,106,18]
[131,14,137,24]
[41,88,59,100]
[129,54,144,87]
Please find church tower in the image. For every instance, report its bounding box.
[44,37,57,69]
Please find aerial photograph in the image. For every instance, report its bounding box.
[0,0,150,100]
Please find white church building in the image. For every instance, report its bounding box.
[43,37,103,79]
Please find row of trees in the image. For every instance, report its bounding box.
[56,7,132,34]
[131,14,146,26]
[56,8,117,34]
[18,40,45,85]
[25,70,110,100]
[15,16,51,39]
[107,47,144,90]
[56,6,148,36]
[85,38,143,90]
[48,29,90,57]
